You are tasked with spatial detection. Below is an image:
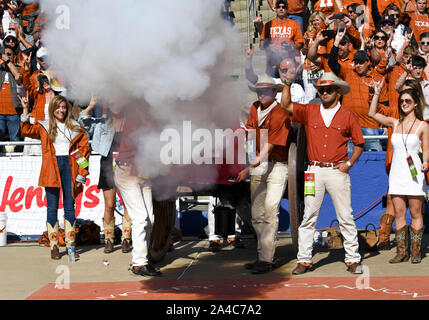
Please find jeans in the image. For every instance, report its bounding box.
[0,114,20,141]
[45,156,75,227]
[287,14,304,34]
[348,127,382,152]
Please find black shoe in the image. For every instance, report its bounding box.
[251,261,272,274]
[131,264,162,277]
[244,260,260,270]
[230,237,245,248]
[208,241,221,252]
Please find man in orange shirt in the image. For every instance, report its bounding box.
[237,75,290,274]
[260,0,304,50]
[329,30,388,152]
[281,72,364,275]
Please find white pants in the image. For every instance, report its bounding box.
[250,161,288,263]
[114,164,154,266]
[297,165,361,264]
[207,196,241,241]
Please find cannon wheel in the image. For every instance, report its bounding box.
[149,199,176,263]
[288,122,307,254]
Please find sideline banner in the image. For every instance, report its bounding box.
[0,155,123,238]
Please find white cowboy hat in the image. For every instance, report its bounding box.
[248,74,284,93]
[313,72,350,95]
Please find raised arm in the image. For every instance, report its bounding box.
[280,79,294,114]
[368,78,397,128]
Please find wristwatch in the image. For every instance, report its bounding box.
[346,161,352,168]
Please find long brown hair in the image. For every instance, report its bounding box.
[397,88,424,122]
[48,95,80,142]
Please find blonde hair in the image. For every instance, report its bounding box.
[48,95,80,142]
[307,11,325,34]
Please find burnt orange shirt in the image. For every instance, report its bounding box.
[339,68,388,128]
[292,103,365,162]
[0,82,16,115]
[246,102,291,162]
[409,12,429,43]
[313,0,344,17]
[287,0,306,14]
[261,18,304,46]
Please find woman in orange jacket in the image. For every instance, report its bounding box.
[20,95,90,260]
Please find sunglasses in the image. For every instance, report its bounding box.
[381,22,394,26]
[390,14,399,18]
[276,5,286,9]
[256,89,274,96]
[317,87,336,95]
[421,41,429,45]
[399,98,413,104]
[354,60,368,65]
[5,52,12,56]
[279,68,288,73]
[374,35,387,40]
[348,10,354,14]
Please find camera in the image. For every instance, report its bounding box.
[332,13,345,20]
[321,29,335,39]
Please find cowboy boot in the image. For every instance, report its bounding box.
[410,226,424,264]
[389,225,409,263]
[65,220,79,259]
[377,213,395,250]
[47,222,60,260]
[121,216,132,253]
[103,218,115,253]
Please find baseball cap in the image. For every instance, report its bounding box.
[353,50,369,63]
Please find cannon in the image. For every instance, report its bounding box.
[148,122,308,262]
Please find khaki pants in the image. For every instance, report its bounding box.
[250,161,288,263]
[297,165,361,264]
[114,164,154,267]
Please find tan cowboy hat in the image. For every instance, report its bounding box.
[248,74,284,93]
[313,72,350,95]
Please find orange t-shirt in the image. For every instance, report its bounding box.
[261,18,304,46]
[292,103,365,162]
[0,82,17,115]
[245,102,291,162]
[340,67,388,129]
[313,0,344,17]
[287,0,306,14]
[408,12,429,44]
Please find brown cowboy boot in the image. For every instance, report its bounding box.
[103,218,115,253]
[47,222,60,260]
[121,216,132,253]
[65,220,79,259]
[377,213,395,250]
[389,225,409,263]
[410,226,424,264]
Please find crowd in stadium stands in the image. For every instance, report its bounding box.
[1,0,429,276]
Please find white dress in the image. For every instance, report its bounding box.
[389,120,427,196]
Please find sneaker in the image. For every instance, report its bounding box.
[208,240,221,252]
[131,264,162,277]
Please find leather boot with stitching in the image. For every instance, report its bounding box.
[47,222,60,260]
[121,216,132,253]
[103,218,115,254]
[292,262,312,275]
[410,226,424,264]
[377,213,395,250]
[389,225,409,263]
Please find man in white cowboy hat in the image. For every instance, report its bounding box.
[281,71,365,275]
[237,74,291,274]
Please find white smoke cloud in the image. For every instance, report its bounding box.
[38,0,246,198]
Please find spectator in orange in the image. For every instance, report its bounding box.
[0,42,23,149]
[268,0,308,34]
[406,0,429,43]
[418,32,429,78]
[313,0,346,18]
[260,0,304,50]
[329,29,388,152]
